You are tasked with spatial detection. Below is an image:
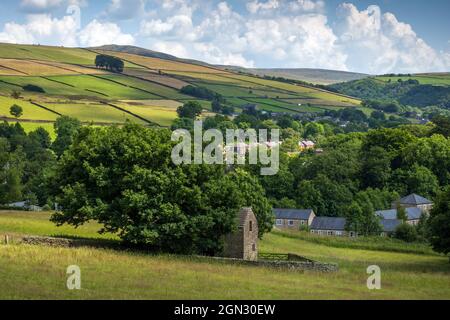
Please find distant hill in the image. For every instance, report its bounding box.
[222,67,369,85]
[92,45,215,68]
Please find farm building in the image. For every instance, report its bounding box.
[273,208,316,230]
[376,207,424,226]
[222,207,258,261]
[391,194,433,214]
[310,216,401,238]
[310,217,353,237]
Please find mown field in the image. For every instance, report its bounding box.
[0,211,449,300]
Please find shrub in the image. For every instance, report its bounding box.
[393,223,418,243]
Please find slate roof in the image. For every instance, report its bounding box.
[273,208,314,220]
[380,219,402,233]
[399,194,433,205]
[310,217,347,231]
[376,207,423,220]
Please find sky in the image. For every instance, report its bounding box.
[0,0,449,74]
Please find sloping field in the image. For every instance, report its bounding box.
[123,69,190,89]
[96,74,192,99]
[44,102,146,124]
[376,74,450,86]
[116,103,178,126]
[0,96,58,121]
[95,49,228,74]
[45,75,159,100]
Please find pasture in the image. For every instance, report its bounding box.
[0,96,58,121]
[0,211,449,300]
[376,74,450,86]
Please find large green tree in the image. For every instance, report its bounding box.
[428,187,450,259]
[50,124,273,255]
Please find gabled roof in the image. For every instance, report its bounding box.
[380,219,402,233]
[236,207,255,228]
[310,217,347,231]
[399,194,433,205]
[273,208,315,220]
[376,207,423,220]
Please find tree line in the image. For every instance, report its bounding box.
[95,54,125,73]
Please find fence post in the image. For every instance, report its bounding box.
[4,235,9,245]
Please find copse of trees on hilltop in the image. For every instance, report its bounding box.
[95,54,124,73]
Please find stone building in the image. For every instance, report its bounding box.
[391,194,434,214]
[223,207,259,261]
[273,208,316,230]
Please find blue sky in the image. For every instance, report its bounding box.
[0,0,449,74]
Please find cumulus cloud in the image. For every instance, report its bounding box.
[138,0,343,69]
[20,0,86,12]
[336,3,450,74]
[3,1,449,73]
[78,20,135,47]
[0,14,134,48]
[0,14,79,46]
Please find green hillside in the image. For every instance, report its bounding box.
[0,43,363,130]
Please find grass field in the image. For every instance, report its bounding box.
[44,103,146,124]
[116,103,178,126]
[1,211,449,300]
[0,96,58,121]
[376,74,450,86]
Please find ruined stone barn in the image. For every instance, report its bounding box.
[223,207,259,261]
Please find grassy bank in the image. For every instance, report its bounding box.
[0,211,449,299]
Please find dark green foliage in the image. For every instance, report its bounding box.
[431,115,450,137]
[428,187,450,257]
[52,116,81,157]
[9,104,23,118]
[95,54,124,73]
[330,78,450,108]
[50,124,273,255]
[0,122,56,206]
[394,223,418,243]
[180,85,224,102]
[177,101,203,119]
[22,84,45,93]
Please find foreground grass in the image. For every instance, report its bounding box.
[0,211,449,299]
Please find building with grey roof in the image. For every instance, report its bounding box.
[273,208,316,230]
[391,194,433,214]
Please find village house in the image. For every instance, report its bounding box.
[376,207,423,226]
[223,207,259,261]
[310,216,401,238]
[309,217,353,237]
[391,194,434,214]
[7,201,42,212]
[273,208,316,230]
[299,140,315,151]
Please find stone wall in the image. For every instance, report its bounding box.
[206,256,338,273]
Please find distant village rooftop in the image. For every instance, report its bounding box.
[398,194,433,205]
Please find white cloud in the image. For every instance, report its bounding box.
[246,0,280,14]
[78,20,135,47]
[0,14,134,48]
[336,3,450,74]
[0,14,79,46]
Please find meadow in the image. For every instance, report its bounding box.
[376,74,450,86]
[0,211,449,300]
[0,96,58,121]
